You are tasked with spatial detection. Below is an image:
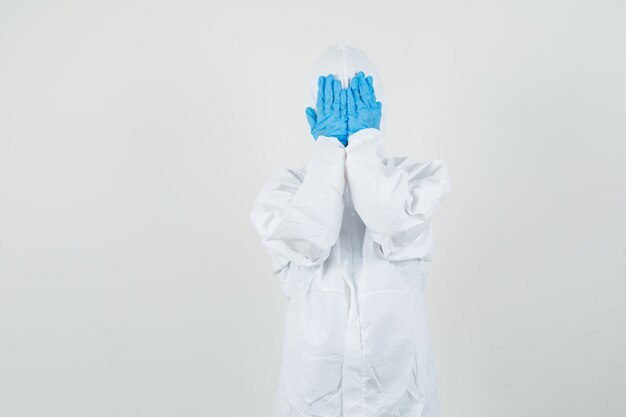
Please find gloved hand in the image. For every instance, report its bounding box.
[347,71,382,136]
[305,74,349,146]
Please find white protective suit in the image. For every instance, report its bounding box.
[250,46,451,417]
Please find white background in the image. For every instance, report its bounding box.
[1,1,625,416]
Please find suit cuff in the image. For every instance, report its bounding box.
[346,128,384,159]
[306,136,346,194]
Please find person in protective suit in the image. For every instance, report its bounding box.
[250,45,451,417]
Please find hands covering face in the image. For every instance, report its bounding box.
[305,71,382,147]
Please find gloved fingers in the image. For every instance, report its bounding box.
[357,72,374,107]
[346,86,357,117]
[375,102,383,128]
[365,75,378,105]
[316,76,325,114]
[323,74,334,113]
[349,74,361,104]
[332,78,341,112]
[351,73,368,110]
[305,107,317,130]
[349,78,359,113]
[339,88,347,119]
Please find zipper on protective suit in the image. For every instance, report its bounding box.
[340,181,365,416]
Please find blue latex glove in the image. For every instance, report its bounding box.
[347,71,382,136]
[305,74,348,146]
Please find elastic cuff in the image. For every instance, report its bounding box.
[346,128,384,159]
[346,128,382,152]
[316,136,346,148]
[306,135,346,193]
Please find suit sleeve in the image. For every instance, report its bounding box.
[249,137,346,273]
[345,128,451,261]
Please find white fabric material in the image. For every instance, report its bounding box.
[250,46,451,417]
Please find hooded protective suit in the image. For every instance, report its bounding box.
[250,46,451,417]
